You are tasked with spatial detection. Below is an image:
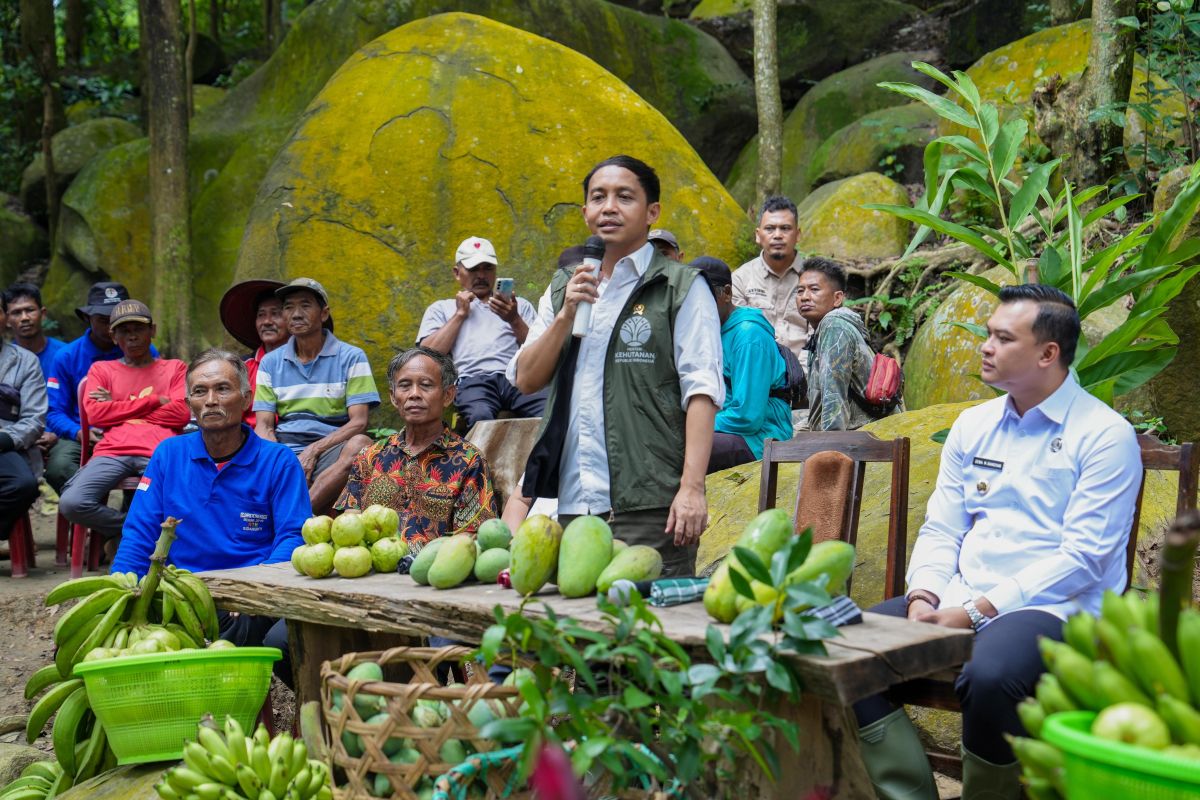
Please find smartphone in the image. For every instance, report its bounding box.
[496,277,515,298]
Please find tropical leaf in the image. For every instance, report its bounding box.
[877,81,976,128]
[1139,167,1200,270]
[992,118,1027,180]
[1076,308,1168,370]
[944,271,1002,296]
[1008,160,1060,232]
[1077,264,1177,319]
[862,204,1012,268]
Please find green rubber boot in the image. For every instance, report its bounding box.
[858,709,939,800]
[961,746,1021,800]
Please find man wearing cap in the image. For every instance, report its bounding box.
[59,300,188,542]
[219,280,290,425]
[732,195,811,364]
[691,257,792,473]
[253,278,381,511]
[417,237,546,430]
[648,229,683,262]
[42,282,158,496]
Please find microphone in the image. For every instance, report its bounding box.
[571,235,606,338]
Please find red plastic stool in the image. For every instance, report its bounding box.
[8,512,36,578]
[55,512,69,567]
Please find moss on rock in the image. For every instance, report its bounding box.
[0,197,48,286]
[236,12,750,406]
[795,173,911,259]
[726,51,939,209]
[19,118,141,218]
[808,102,938,189]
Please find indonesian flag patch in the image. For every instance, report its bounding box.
[136,476,152,492]
[46,378,59,389]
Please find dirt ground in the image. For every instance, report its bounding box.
[0,494,295,752]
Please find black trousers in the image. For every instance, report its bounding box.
[0,450,38,541]
[852,595,1063,763]
[218,611,292,689]
[456,373,547,430]
[707,432,755,474]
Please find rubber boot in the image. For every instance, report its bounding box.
[961,746,1021,800]
[858,708,939,800]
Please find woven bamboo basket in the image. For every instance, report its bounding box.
[321,645,532,800]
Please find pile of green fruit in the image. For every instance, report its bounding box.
[156,716,331,800]
[702,509,856,623]
[1011,590,1200,798]
[292,505,404,579]
[333,662,525,799]
[411,517,514,589]
[506,515,664,597]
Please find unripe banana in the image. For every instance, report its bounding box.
[1045,640,1104,711]
[1177,607,1200,704]
[43,574,124,607]
[1101,590,1137,633]
[1093,660,1152,708]
[237,763,264,797]
[1035,673,1076,715]
[208,754,238,786]
[166,767,209,793]
[155,782,185,800]
[251,743,270,784]
[1016,698,1045,738]
[1022,776,1060,800]
[287,766,312,798]
[1062,613,1097,660]
[1129,628,1190,703]
[1007,735,1065,791]
[197,725,233,765]
[195,783,225,800]
[1158,694,1200,745]
[253,724,271,749]
[267,732,289,764]
[183,741,216,779]
[1096,618,1136,678]
[288,739,307,780]
[268,757,289,797]
[225,725,248,769]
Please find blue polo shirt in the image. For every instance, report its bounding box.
[28,337,65,383]
[45,330,158,440]
[111,425,311,576]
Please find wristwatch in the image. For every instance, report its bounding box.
[962,599,987,631]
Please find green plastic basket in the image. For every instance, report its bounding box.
[74,647,280,764]
[1042,711,1200,799]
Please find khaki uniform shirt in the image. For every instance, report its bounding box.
[731,253,811,364]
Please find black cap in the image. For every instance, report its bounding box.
[690,256,732,291]
[76,281,131,323]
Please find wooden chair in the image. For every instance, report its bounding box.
[759,431,912,600]
[6,511,36,578]
[886,433,1199,776]
[67,379,143,578]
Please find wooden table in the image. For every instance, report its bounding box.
[201,563,972,799]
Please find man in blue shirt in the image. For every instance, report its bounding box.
[113,348,309,683]
[4,283,64,384]
[691,257,792,473]
[851,284,1142,800]
[43,282,153,495]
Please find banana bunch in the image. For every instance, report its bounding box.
[1011,591,1200,799]
[0,762,68,800]
[156,717,332,800]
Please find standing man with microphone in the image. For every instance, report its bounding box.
[508,155,723,576]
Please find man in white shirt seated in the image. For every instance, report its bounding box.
[853,284,1142,800]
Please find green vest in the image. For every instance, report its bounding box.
[524,251,699,513]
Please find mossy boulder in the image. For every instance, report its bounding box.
[808,102,938,189]
[795,173,911,260]
[0,196,48,286]
[19,118,141,219]
[697,400,1181,605]
[689,0,923,106]
[236,13,750,404]
[46,0,753,346]
[191,84,227,116]
[725,51,939,209]
[0,744,45,787]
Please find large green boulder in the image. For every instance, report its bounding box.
[0,196,48,286]
[725,51,939,208]
[689,0,923,105]
[236,13,750,401]
[47,0,753,347]
[807,102,938,189]
[795,173,911,260]
[19,118,141,219]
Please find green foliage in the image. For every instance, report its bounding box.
[476,533,836,798]
[1124,408,1176,442]
[0,6,39,195]
[868,61,1200,405]
[846,288,936,347]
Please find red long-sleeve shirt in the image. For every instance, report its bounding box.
[83,358,189,458]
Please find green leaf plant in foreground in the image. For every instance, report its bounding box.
[475,532,838,800]
[867,61,1200,404]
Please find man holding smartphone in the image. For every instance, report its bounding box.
[418,236,547,430]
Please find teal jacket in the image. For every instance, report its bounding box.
[715,307,792,458]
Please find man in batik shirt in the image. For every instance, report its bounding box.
[334,346,499,546]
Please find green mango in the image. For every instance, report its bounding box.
[738,508,793,560]
[785,540,856,596]
[611,539,628,554]
[474,548,511,583]
[477,518,513,551]
[428,534,477,589]
[595,545,663,593]
[703,559,739,623]
[410,537,449,585]
[557,515,614,597]
[509,514,563,596]
[440,738,467,765]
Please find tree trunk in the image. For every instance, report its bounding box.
[186,0,197,117]
[20,0,64,234]
[751,0,783,214]
[209,0,220,41]
[65,0,85,66]
[264,0,283,53]
[1033,0,1136,189]
[1049,0,1074,25]
[139,0,194,358]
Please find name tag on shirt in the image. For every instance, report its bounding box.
[972,457,1004,471]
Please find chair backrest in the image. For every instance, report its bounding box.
[1127,434,1199,581]
[77,378,92,466]
[759,431,911,600]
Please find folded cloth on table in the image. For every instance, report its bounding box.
[649,577,709,607]
[812,595,862,626]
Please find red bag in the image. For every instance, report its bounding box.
[864,353,903,412]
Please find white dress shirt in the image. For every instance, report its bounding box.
[907,374,1142,621]
[506,243,724,515]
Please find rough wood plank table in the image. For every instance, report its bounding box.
[201,563,973,799]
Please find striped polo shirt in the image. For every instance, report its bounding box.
[252,331,380,443]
